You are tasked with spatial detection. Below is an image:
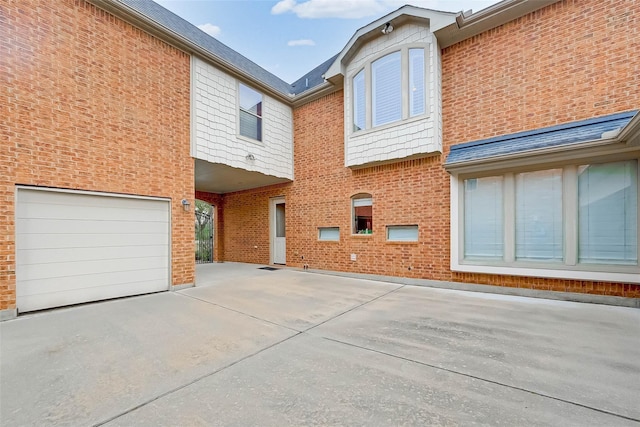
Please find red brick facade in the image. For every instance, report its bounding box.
[208,0,640,298]
[1,0,193,310]
[3,0,639,313]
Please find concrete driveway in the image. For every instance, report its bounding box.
[1,263,639,426]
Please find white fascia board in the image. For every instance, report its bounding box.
[436,0,560,49]
[619,111,640,146]
[324,6,456,81]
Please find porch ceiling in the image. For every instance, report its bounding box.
[195,159,291,194]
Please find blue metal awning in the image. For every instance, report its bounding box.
[445,110,638,167]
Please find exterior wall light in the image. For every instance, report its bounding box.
[181,199,191,212]
[381,22,394,35]
[246,153,255,161]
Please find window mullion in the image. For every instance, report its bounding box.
[504,173,515,262]
[564,165,578,266]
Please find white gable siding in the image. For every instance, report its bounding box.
[344,23,442,167]
[191,57,293,180]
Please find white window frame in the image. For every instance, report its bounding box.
[450,156,640,284]
[387,225,419,242]
[318,227,340,241]
[238,82,263,142]
[352,194,373,235]
[350,45,428,134]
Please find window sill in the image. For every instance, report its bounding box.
[236,134,264,146]
[386,241,419,245]
[351,234,373,238]
[350,114,429,139]
[318,240,340,243]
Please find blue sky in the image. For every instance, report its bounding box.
[155,0,500,83]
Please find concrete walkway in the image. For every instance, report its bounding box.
[1,262,639,426]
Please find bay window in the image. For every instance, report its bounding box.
[351,47,427,132]
[456,159,638,276]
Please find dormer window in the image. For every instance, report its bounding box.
[351,47,426,133]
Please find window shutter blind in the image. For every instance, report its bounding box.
[372,52,402,127]
[578,161,637,264]
[464,177,504,259]
[515,169,563,260]
[409,49,425,117]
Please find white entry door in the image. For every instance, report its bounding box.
[271,198,286,264]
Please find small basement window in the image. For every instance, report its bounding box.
[387,225,418,242]
[318,227,340,241]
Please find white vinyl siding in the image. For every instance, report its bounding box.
[16,188,170,313]
[464,176,504,259]
[372,51,402,127]
[578,161,638,264]
[515,169,563,261]
[409,48,425,117]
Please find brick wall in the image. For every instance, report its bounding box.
[214,0,639,298]
[1,0,193,310]
[441,0,640,297]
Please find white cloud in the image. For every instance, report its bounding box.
[197,23,221,37]
[272,0,297,14]
[287,39,316,46]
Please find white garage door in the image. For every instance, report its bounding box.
[16,188,170,313]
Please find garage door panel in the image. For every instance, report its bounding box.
[18,278,169,313]
[17,232,169,250]
[17,202,169,223]
[18,245,169,265]
[16,189,171,313]
[17,218,169,235]
[18,256,169,281]
[17,268,169,297]
[17,190,169,210]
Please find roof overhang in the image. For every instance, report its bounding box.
[444,111,640,175]
[324,6,457,83]
[435,0,561,49]
[88,0,295,104]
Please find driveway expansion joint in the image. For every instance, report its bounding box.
[320,336,640,424]
[94,285,405,426]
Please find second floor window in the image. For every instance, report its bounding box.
[352,48,426,132]
[239,83,262,141]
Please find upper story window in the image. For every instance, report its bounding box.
[372,51,402,127]
[239,83,262,141]
[352,47,426,132]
